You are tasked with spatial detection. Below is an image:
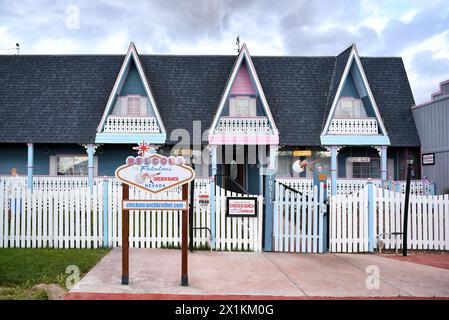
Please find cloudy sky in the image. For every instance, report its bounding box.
[0,0,448,103]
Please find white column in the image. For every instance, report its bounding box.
[27,143,34,190]
[330,146,338,196]
[87,144,95,192]
[380,145,388,181]
[268,144,278,174]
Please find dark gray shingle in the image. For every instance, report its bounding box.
[0,52,420,146]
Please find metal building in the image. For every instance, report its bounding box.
[413,80,449,194]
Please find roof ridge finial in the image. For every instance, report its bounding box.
[235,36,241,53]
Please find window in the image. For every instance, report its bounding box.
[229,96,256,117]
[235,98,250,117]
[335,97,366,118]
[127,96,142,116]
[352,158,380,178]
[56,156,88,176]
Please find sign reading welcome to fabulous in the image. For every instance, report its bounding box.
[115,142,195,209]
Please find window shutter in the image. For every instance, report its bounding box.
[94,156,99,176]
[120,96,128,116]
[140,96,148,116]
[229,97,236,116]
[49,156,57,175]
[249,98,257,117]
[353,99,361,117]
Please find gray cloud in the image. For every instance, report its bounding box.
[0,0,447,103]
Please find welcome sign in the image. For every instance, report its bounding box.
[115,153,195,193]
[114,141,195,194]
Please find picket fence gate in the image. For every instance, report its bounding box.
[273,181,326,253]
[330,185,449,252]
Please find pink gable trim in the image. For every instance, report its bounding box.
[230,62,256,95]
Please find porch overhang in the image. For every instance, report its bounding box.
[208,134,279,145]
[95,133,166,144]
[320,135,390,146]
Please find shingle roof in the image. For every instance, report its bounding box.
[322,45,353,132]
[0,51,420,146]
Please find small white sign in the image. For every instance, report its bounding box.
[226,197,258,217]
[422,153,435,166]
[348,157,371,163]
[198,194,210,207]
[123,200,187,211]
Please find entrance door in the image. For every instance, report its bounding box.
[220,145,261,194]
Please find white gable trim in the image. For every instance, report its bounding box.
[209,44,278,135]
[96,42,166,134]
[321,45,388,137]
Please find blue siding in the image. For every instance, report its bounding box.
[247,163,260,194]
[34,145,50,175]
[97,145,133,176]
[120,62,146,96]
[0,144,87,175]
[0,144,27,175]
[341,73,359,98]
[362,96,376,117]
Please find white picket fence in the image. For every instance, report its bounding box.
[1,175,446,253]
[273,181,325,253]
[330,185,449,252]
[0,177,264,251]
[276,177,434,196]
[0,182,103,249]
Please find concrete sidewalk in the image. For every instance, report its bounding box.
[67,248,449,299]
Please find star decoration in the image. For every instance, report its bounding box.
[133,140,154,157]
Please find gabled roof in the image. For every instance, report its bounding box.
[0,47,420,146]
[322,45,352,130]
[321,44,389,142]
[96,42,166,135]
[209,43,278,135]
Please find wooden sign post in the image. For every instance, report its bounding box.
[122,183,130,285]
[181,184,188,286]
[121,183,190,286]
[116,141,195,286]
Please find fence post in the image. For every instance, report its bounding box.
[315,166,328,253]
[210,146,217,249]
[367,178,374,252]
[102,176,109,247]
[263,174,275,251]
[429,182,436,196]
